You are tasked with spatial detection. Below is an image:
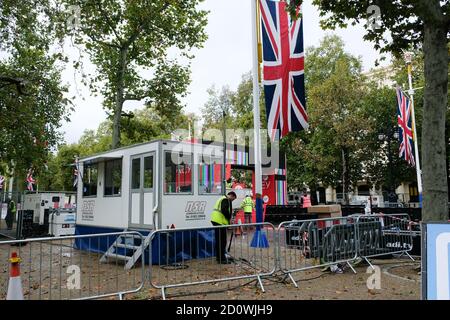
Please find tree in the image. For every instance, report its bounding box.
[201,86,235,131]
[121,107,191,145]
[46,106,193,189]
[282,36,370,201]
[0,0,71,184]
[62,0,208,149]
[288,0,449,220]
[361,85,417,195]
[201,72,267,134]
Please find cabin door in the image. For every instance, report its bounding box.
[129,153,155,229]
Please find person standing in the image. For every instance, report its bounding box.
[302,190,312,208]
[5,198,16,230]
[240,194,255,226]
[211,191,237,264]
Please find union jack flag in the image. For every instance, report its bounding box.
[26,168,36,191]
[396,87,415,167]
[260,0,308,140]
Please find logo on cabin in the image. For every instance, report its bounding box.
[185,201,207,221]
[262,175,270,189]
[81,200,95,221]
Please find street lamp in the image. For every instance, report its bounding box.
[378,128,399,204]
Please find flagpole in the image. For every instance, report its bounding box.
[405,53,423,206]
[251,0,262,199]
[250,0,263,230]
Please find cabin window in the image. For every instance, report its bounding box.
[131,158,141,189]
[164,151,192,194]
[104,159,122,196]
[198,156,222,194]
[82,164,98,197]
[143,156,154,189]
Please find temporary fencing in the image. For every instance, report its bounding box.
[0,214,416,299]
[148,222,276,299]
[0,231,145,300]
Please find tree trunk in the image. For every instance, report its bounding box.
[111,48,128,149]
[342,147,349,205]
[421,17,449,221]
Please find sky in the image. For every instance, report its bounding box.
[61,0,390,144]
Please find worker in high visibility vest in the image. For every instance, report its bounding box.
[211,191,237,264]
[5,198,16,230]
[240,194,255,226]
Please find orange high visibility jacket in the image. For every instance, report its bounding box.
[302,195,311,208]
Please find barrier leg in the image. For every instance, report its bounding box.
[256,275,265,293]
[287,273,298,288]
[364,257,375,271]
[405,251,415,261]
[346,261,357,274]
[161,287,166,300]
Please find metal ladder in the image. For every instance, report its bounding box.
[100,231,152,270]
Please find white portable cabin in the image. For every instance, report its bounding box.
[23,192,70,225]
[76,139,226,233]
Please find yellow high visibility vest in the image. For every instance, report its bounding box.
[9,200,16,213]
[241,197,254,213]
[211,196,230,225]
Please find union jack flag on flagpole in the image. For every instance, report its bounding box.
[26,168,36,191]
[259,0,308,140]
[396,87,415,167]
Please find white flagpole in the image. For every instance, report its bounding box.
[405,53,423,205]
[251,0,262,197]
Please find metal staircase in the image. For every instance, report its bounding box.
[100,231,152,270]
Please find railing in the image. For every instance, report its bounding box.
[1,214,416,300]
[276,217,359,287]
[0,231,145,300]
[355,214,414,268]
[148,222,276,299]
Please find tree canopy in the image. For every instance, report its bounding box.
[61,0,208,148]
[0,0,71,185]
[288,0,449,221]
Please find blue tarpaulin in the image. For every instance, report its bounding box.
[74,225,215,265]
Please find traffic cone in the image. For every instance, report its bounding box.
[7,252,24,300]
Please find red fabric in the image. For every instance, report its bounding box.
[226,164,232,180]
[214,164,222,185]
[175,166,191,189]
[252,173,276,206]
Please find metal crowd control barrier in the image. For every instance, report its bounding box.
[0,231,145,300]
[276,217,359,287]
[149,222,276,300]
[0,191,25,239]
[355,213,415,269]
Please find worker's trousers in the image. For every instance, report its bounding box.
[211,221,227,263]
